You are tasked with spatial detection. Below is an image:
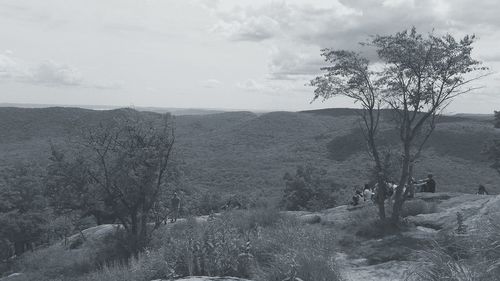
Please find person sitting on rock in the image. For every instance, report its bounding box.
[363,184,373,202]
[477,184,489,195]
[351,190,363,206]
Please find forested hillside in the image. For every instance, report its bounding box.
[0,107,498,204]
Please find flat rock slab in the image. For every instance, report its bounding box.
[407,193,496,232]
[152,277,252,281]
[342,260,415,281]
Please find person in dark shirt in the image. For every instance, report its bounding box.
[477,185,489,195]
[425,174,436,193]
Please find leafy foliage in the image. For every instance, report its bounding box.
[47,112,176,256]
[281,165,340,211]
[311,27,487,221]
[0,164,49,259]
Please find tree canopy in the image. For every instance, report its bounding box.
[47,112,176,255]
[311,27,487,221]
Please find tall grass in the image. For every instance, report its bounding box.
[9,207,345,281]
[405,217,500,281]
[10,245,95,281]
[252,218,343,281]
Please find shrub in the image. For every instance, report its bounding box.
[151,217,248,278]
[252,218,343,281]
[76,249,172,281]
[13,245,95,281]
[281,165,340,211]
[223,207,282,234]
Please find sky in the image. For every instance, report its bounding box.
[0,0,499,113]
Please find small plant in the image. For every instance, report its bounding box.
[455,212,468,235]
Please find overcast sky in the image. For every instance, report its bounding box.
[0,0,499,113]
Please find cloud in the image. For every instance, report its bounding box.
[212,0,500,83]
[200,79,223,88]
[236,78,310,96]
[0,51,118,89]
[267,46,326,80]
[211,2,360,43]
[236,79,270,92]
[0,51,29,80]
[31,60,83,86]
[212,9,281,41]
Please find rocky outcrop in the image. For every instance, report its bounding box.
[0,273,23,281]
[152,277,252,281]
[406,193,498,233]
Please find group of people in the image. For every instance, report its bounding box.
[350,174,437,206]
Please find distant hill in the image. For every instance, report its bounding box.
[0,107,498,202]
[0,103,241,116]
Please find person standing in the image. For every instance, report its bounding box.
[170,191,181,223]
[425,174,436,193]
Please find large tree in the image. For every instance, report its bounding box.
[310,50,388,218]
[48,111,176,255]
[311,27,486,222]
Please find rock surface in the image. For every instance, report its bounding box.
[336,192,500,281]
[55,192,500,281]
[152,277,252,281]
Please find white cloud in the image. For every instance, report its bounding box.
[0,51,119,89]
[267,46,326,80]
[212,11,281,41]
[236,79,272,92]
[0,51,29,79]
[212,0,500,84]
[236,78,310,97]
[200,79,223,88]
[31,60,83,86]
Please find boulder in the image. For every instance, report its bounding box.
[297,214,321,224]
[406,193,497,233]
[0,273,23,281]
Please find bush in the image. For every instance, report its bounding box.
[223,207,282,233]
[10,227,135,281]
[252,218,343,281]
[76,249,172,281]
[150,216,248,278]
[13,245,95,281]
[281,165,340,211]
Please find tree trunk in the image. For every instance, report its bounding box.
[392,145,411,222]
[376,189,386,220]
[369,130,386,220]
[130,212,140,257]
